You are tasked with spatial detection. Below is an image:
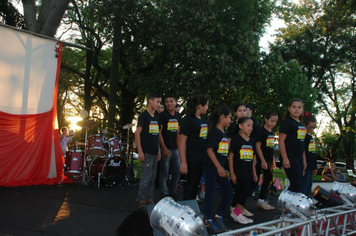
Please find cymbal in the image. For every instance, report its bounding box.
[77,120,97,128]
[123,123,133,129]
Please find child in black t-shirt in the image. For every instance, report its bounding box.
[300,114,317,196]
[229,117,257,225]
[203,106,234,233]
[256,111,278,210]
[158,95,181,199]
[279,98,307,193]
[135,93,161,207]
[179,94,209,200]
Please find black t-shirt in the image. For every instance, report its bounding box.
[206,127,229,166]
[180,116,208,162]
[137,110,160,155]
[305,133,317,170]
[256,127,275,163]
[229,134,255,180]
[227,121,237,139]
[159,110,181,149]
[279,116,306,159]
[250,116,259,140]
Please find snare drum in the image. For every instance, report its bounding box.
[88,134,106,156]
[109,137,123,155]
[64,150,84,176]
[89,156,127,186]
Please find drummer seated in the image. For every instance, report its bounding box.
[322,162,346,181]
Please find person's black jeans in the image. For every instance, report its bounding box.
[259,162,273,200]
[183,161,203,200]
[231,179,251,207]
[283,158,303,193]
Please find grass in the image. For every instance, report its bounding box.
[273,168,322,182]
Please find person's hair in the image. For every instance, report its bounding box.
[264,111,278,123]
[233,117,252,136]
[186,94,208,117]
[164,94,177,101]
[303,113,317,126]
[245,104,253,110]
[208,106,230,134]
[60,126,68,134]
[147,93,161,103]
[233,103,246,121]
[283,98,304,120]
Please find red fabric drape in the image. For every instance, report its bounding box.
[0,42,72,186]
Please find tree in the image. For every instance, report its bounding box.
[273,0,356,167]
[22,0,71,37]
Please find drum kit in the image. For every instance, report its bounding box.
[63,119,135,188]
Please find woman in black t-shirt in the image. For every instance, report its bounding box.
[179,94,209,200]
[279,98,307,193]
[256,112,278,210]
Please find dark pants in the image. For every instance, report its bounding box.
[183,161,203,200]
[231,179,251,207]
[284,158,303,193]
[259,162,273,200]
[203,164,233,219]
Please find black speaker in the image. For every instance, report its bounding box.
[312,185,344,209]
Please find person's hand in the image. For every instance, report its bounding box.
[138,151,145,162]
[230,173,237,185]
[217,166,227,178]
[283,158,291,169]
[163,148,170,158]
[252,172,258,182]
[157,152,161,161]
[180,162,188,175]
[261,160,268,170]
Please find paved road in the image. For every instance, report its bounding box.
[1,181,281,235]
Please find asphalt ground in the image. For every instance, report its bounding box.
[0,179,281,236]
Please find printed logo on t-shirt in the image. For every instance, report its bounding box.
[266,135,275,147]
[149,121,159,135]
[308,139,316,152]
[297,126,307,140]
[240,145,253,161]
[167,119,179,132]
[217,138,229,155]
[199,124,208,138]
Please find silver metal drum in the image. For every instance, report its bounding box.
[330,181,356,203]
[150,197,205,236]
[278,190,314,218]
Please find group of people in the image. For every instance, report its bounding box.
[134,93,318,233]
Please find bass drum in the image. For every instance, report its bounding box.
[89,156,127,186]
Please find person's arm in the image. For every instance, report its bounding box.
[256,141,267,170]
[228,152,236,184]
[302,151,307,175]
[252,155,258,182]
[159,125,170,158]
[207,148,227,178]
[178,134,188,174]
[278,133,290,169]
[135,126,144,162]
[322,169,333,181]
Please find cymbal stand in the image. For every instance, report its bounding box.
[81,126,88,185]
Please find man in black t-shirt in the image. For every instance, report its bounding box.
[135,93,161,207]
[159,95,181,199]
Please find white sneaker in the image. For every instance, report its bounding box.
[243,208,253,216]
[230,211,253,224]
[257,200,275,210]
